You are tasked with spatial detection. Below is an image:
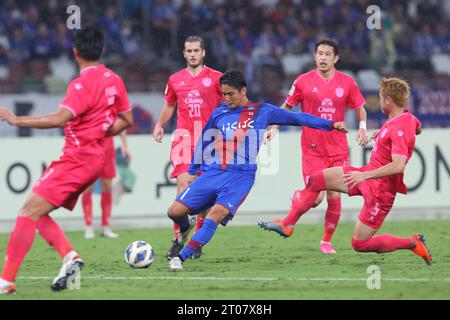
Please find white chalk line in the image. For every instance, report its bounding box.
[17,276,450,283]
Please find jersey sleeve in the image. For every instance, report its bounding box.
[164,77,177,105]
[390,124,410,158]
[268,104,334,131]
[116,77,131,113]
[60,80,89,117]
[285,78,303,107]
[346,80,366,110]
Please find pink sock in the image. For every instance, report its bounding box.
[101,192,112,227]
[195,216,204,232]
[352,234,415,253]
[174,223,180,239]
[82,190,93,226]
[37,215,74,259]
[283,171,326,226]
[1,216,37,282]
[322,198,341,242]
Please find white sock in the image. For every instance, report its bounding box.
[63,250,78,263]
[0,277,13,287]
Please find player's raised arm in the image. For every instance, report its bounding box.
[264,102,294,143]
[0,106,73,128]
[268,105,347,132]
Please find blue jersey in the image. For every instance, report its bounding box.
[188,102,335,174]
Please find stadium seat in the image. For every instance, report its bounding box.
[0,65,9,79]
[431,54,450,76]
[44,75,68,94]
[281,54,312,75]
[357,69,381,90]
[49,56,77,84]
[340,70,357,81]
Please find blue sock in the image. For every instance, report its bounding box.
[179,218,218,261]
[170,215,190,233]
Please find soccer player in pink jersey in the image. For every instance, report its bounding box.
[260,77,432,265]
[81,132,131,239]
[0,27,133,294]
[265,38,369,254]
[153,35,223,260]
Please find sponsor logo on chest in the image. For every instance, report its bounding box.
[184,90,204,104]
[318,98,336,113]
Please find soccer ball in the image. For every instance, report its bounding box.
[124,241,155,268]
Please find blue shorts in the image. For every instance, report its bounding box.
[176,169,255,226]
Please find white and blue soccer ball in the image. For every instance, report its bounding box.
[124,241,155,268]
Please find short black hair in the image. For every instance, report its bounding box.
[73,27,105,61]
[315,38,340,56]
[220,70,247,91]
[184,35,205,50]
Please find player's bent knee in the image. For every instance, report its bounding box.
[167,202,187,219]
[351,237,369,252]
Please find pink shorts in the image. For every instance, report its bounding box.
[100,137,116,179]
[33,150,105,211]
[170,141,194,179]
[302,153,349,185]
[343,166,396,229]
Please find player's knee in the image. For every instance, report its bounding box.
[308,171,326,192]
[351,237,369,252]
[18,205,40,221]
[167,202,185,219]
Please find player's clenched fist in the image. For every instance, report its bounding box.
[332,121,348,133]
[0,108,17,125]
[153,123,164,143]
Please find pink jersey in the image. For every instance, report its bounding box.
[60,65,131,155]
[286,69,366,157]
[165,66,222,140]
[367,110,421,194]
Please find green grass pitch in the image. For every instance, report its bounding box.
[0,219,449,300]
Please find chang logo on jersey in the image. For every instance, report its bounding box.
[184,90,204,105]
[222,118,255,132]
[318,98,336,113]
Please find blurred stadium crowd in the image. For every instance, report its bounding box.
[0,0,449,129]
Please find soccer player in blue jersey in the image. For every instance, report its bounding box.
[166,70,348,270]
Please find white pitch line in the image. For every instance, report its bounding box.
[17,276,450,283]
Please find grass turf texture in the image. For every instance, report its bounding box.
[0,220,449,300]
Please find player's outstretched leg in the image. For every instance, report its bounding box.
[258,218,294,238]
[410,233,432,265]
[259,171,328,237]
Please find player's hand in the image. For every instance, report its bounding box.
[356,128,369,147]
[0,108,17,125]
[153,123,164,143]
[333,121,348,133]
[342,171,367,189]
[121,145,131,161]
[187,174,196,184]
[370,129,380,141]
[263,127,278,144]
